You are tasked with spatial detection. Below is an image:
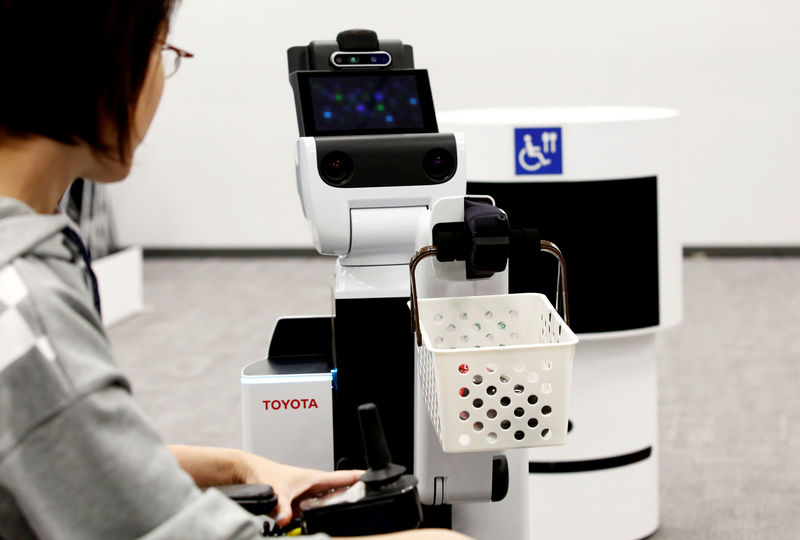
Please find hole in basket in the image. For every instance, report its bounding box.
[459,434,471,446]
[472,398,484,408]
[528,394,539,405]
[527,372,539,383]
[513,361,524,372]
[458,364,469,374]
[514,430,525,441]
[472,374,483,385]
[549,312,552,322]
[487,432,498,443]
[500,420,511,430]
[542,383,553,394]
[459,387,469,398]
[487,409,497,419]
[485,333,494,343]
[486,386,497,396]
[486,363,497,373]
[514,384,524,394]
[541,428,552,440]
[528,418,539,428]
[459,335,469,345]
[541,405,552,416]
[459,411,470,421]
[459,312,469,320]
[472,322,482,333]
[497,321,507,331]
[542,359,552,370]
[510,332,519,342]
[499,374,510,384]
[447,324,457,334]
[473,422,484,432]
[500,397,511,407]
[514,407,525,417]
[434,336,444,346]
[484,310,493,320]
[559,325,562,335]
[508,309,518,319]
[434,313,444,323]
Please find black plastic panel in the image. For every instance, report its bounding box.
[468,177,659,333]
[332,297,415,473]
[266,316,333,375]
[315,134,457,188]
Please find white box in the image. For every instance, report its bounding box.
[241,364,334,471]
[92,245,144,328]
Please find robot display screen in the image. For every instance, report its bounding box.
[295,70,438,136]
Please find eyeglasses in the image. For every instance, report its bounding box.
[161,42,194,79]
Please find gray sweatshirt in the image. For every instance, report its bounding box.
[0,197,328,540]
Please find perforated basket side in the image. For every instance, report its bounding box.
[433,346,573,452]
[416,343,444,444]
[415,293,577,453]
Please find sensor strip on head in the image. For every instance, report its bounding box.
[330,51,392,68]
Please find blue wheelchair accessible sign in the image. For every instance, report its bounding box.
[515,127,562,175]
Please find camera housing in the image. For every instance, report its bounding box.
[296,133,465,256]
[315,134,457,188]
[422,148,456,182]
[319,151,354,185]
[330,51,392,68]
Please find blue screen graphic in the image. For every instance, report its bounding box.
[309,75,424,132]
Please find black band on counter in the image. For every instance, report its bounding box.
[529,447,652,474]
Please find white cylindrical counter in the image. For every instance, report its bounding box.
[439,107,682,540]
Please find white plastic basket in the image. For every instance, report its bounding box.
[415,293,578,453]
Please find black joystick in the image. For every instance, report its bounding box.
[299,403,423,536]
[358,403,408,486]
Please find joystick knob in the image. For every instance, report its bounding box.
[357,403,407,487]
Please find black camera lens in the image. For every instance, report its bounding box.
[423,148,456,181]
[320,151,353,185]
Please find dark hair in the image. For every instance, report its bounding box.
[0,1,178,161]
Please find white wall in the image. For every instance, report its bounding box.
[110,0,800,248]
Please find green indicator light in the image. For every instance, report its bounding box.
[335,94,343,101]
[377,104,385,111]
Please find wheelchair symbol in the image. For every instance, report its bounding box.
[518,132,558,172]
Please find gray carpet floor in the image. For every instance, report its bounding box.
[107,256,800,539]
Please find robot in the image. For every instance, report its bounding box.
[241,29,576,538]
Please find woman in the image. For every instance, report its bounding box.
[0,2,469,539]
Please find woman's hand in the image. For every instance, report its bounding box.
[169,445,361,526]
[239,452,362,527]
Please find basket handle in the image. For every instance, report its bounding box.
[409,241,571,347]
[541,240,571,327]
[409,246,439,346]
